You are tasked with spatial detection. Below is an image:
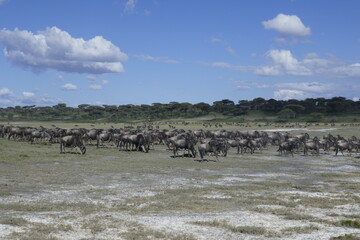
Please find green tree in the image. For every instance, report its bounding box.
[278,108,296,119]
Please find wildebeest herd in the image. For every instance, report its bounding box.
[1,124,359,160]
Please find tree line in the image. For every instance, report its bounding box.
[1,97,359,122]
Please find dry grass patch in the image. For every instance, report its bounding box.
[190,219,277,237]
[9,222,73,240]
[0,201,106,215]
[0,216,28,226]
[81,218,106,234]
[281,224,320,235]
[120,221,196,240]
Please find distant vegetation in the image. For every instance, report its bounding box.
[1,97,360,123]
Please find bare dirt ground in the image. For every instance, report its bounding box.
[1,126,360,240]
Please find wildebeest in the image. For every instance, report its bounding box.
[128,133,150,152]
[97,130,113,148]
[303,137,320,155]
[277,141,296,157]
[171,137,197,158]
[335,140,354,156]
[198,139,227,161]
[60,135,86,154]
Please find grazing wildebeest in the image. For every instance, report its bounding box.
[128,133,149,152]
[60,135,86,154]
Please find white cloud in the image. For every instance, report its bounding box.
[262,13,311,37]
[274,89,309,100]
[255,49,312,76]
[332,63,360,77]
[61,83,78,91]
[89,84,102,90]
[0,88,13,96]
[0,0,5,5]
[100,80,109,85]
[22,92,35,98]
[124,0,137,13]
[0,88,56,107]
[208,49,359,79]
[135,54,179,64]
[353,97,359,102]
[275,82,335,93]
[0,27,127,74]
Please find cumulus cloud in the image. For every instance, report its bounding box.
[208,49,358,80]
[255,49,312,76]
[135,54,179,64]
[0,27,127,74]
[274,89,309,100]
[209,50,313,76]
[262,13,311,37]
[89,84,102,90]
[61,83,78,91]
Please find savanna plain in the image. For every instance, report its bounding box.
[1,122,360,240]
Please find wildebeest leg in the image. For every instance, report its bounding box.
[60,143,64,153]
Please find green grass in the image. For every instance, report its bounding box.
[330,234,360,240]
[341,220,360,229]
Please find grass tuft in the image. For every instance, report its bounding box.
[341,220,360,229]
[330,234,360,240]
[191,219,268,235]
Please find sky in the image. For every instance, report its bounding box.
[0,0,360,107]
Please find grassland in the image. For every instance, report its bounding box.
[1,122,360,239]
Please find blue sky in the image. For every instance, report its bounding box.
[0,0,360,107]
